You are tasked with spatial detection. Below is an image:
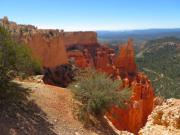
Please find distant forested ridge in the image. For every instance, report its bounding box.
[97,28,180,45]
[136,37,180,98]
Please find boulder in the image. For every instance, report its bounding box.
[43,64,75,87]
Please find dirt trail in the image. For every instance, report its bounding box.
[13,81,98,135]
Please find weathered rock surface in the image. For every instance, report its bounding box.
[67,38,155,134]
[68,49,95,68]
[25,32,68,68]
[106,72,154,134]
[95,45,116,75]
[64,31,98,48]
[105,40,154,134]
[0,16,98,68]
[139,99,180,135]
[115,39,137,81]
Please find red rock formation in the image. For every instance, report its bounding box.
[64,31,98,49]
[68,38,154,134]
[0,17,99,69]
[67,49,94,68]
[115,39,137,81]
[95,45,116,75]
[106,73,154,134]
[64,31,100,66]
[67,44,117,75]
[105,42,154,134]
[24,32,68,68]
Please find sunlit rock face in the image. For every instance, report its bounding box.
[65,38,154,134]
[68,38,154,134]
[106,72,154,134]
[95,45,116,74]
[25,31,99,68]
[25,32,68,68]
[0,17,100,68]
[139,99,180,135]
[105,40,154,134]
[115,39,137,81]
[0,17,68,68]
[67,49,94,68]
[69,38,154,134]
[65,32,100,68]
[64,31,98,48]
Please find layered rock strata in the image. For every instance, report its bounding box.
[0,17,98,68]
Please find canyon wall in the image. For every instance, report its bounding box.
[24,32,68,68]
[0,16,98,68]
[106,72,154,134]
[64,31,98,48]
[67,38,155,134]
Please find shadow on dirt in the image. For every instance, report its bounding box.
[0,81,57,135]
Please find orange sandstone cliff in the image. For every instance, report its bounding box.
[105,40,154,134]
[65,32,100,68]
[0,17,98,68]
[64,31,98,48]
[67,38,154,134]
[106,72,154,134]
[24,31,68,68]
[65,38,154,134]
[115,39,137,81]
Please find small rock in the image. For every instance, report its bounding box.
[75,132,80,135]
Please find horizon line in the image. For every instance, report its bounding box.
[1,16,180,32]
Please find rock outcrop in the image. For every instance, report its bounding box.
[0,17,99,86]
[0,16,99,68]
[25,32,68,68]
[95,45,116,75]
[103,40,154,134]
[106,72,154,134]
[115,39,137,81]
[65,32,100,68]
[68,49,94,68]
[0,17,68,68]
[64,31,98,48]
[139,99,180,135]
[66,38,155,134]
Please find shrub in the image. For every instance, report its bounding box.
[13,41,41,77]
[0,26,41,105]
[0,26,41,79]
[69,68,131,123]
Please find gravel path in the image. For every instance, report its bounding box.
[14,81,98,135]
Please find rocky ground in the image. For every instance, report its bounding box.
[10,80,100,135]
[139,98,180,135]
[0,77,117,135]
[0,77,179,135]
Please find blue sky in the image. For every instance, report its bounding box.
[1,0,180,31]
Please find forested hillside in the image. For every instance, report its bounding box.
[136,37,180,98]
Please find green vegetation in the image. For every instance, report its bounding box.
[69,69,131,124]
[0,26,41,105]
[136,37,180,98]
[0,26,41,78]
